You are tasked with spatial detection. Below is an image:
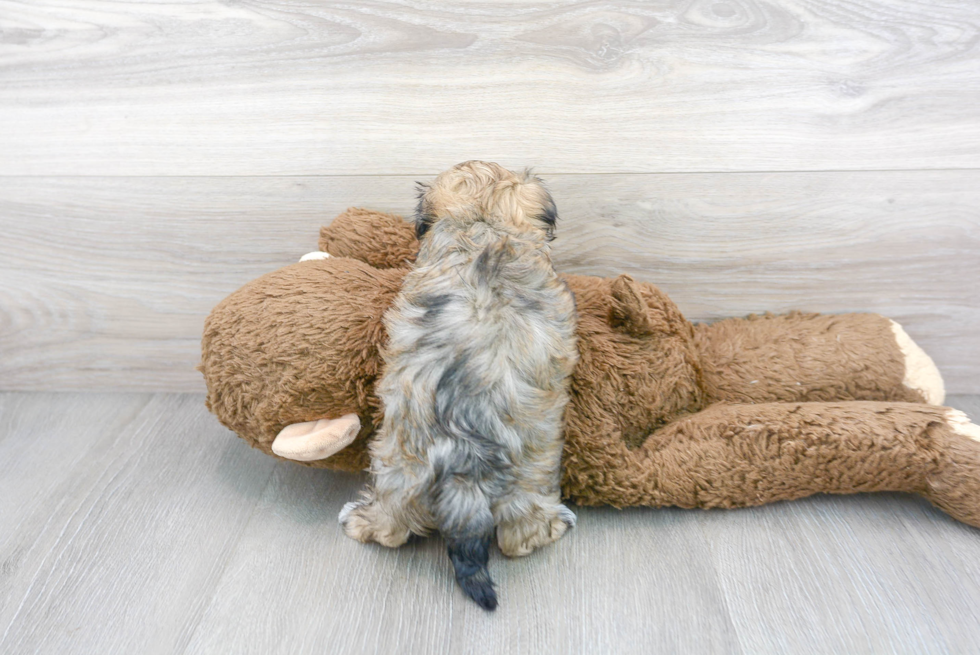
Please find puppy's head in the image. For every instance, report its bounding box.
[414,161,557,242]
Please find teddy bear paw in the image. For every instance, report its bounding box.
[946,409,980,443]
[890,320,945,405]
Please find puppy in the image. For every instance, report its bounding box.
[339,161,578,610]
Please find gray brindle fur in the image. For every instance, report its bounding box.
[339,161,579,610]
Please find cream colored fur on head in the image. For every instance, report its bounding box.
[416,160,557,241]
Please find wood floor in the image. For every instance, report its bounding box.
[1,392,979,655]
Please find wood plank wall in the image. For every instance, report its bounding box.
[1,1,978,392]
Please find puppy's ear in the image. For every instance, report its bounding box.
[537,191,558,241]
[523,171,558,240]
[415,215,434,240]
[609,275,654,337]
[414,182,435,240]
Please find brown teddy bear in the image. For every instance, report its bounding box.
[200,208,980,528]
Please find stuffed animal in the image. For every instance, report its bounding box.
[200,208,980,528]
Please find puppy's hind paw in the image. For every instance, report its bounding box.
[558,504,577,529]
[338,499,411,547]
[338,501,359,526]
[339,501,373,543]
[497,503,576,557]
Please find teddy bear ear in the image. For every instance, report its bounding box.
[609,274,654,337]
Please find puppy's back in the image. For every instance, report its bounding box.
[380,223,576,610]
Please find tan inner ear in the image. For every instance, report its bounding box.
[271,414,361,462]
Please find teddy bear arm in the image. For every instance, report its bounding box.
[564,401,980,528]
[692,312,943,405]
[317,208,418,269]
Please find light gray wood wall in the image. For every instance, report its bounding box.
[3,0,979,175]
[1,0,978,392]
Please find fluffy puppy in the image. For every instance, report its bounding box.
[339,161,579,610]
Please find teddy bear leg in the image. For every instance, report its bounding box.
[889,320,945,405]
[693,312,943,404]
[562,400,979,529]
[925,409,980,528]
[271,414,360,462]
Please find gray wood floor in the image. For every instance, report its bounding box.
[2,392,980,655]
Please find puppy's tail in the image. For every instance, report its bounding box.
[447,533,497,611]
[435,480,497,611]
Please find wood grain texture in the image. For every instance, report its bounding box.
[183,463,742,655]
[703,393,980,654]
[2,172,977,392]
[3,0,977,646]
[0,393,277,655]
[1,0,979,175]
[1,392,979,654]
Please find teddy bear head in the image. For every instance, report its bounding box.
[201,231,704,470]
[201,256,406,471]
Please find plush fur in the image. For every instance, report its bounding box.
[339,163,577,610]
[200,207,980,532]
